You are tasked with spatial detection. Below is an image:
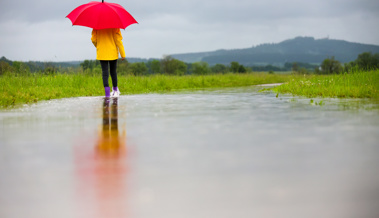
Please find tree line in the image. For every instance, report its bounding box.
[78,52,379,75]
[0,56,78,75]
[315,52,379,74]
[79,56,248,76]
[1,52,378,76]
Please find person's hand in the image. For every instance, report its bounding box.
[121,57,125,61]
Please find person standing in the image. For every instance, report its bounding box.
[91,28,125,97]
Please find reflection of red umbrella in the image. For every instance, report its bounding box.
[66,0,137,30]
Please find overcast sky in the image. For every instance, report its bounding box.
[0,0,378,62]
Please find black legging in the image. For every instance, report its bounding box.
[100,60,118,88]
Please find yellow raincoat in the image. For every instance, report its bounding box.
[91,28,126,60]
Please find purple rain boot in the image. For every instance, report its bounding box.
[104,87,111,98]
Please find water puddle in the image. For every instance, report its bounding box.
[1,87,379,218]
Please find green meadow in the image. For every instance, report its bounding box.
[273,69,379,98]
[0,73,290,108]
[1,69,378,108]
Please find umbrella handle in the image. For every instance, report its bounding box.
[102,0,104,2]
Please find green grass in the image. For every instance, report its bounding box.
[0,73,290,108]
[2,70,378,109]
[273,69,379,98]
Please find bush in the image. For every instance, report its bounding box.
[12,61,30,75]
[230,61,247,73]
[191,62,211,75]
[211,64,228,74]
[320,57,343,74]
[129,62,148,76]
[0,61,13,75]
[355,52,379,70]
[161,56,187,75]
[148,60,161,74]
[117,59,131,75]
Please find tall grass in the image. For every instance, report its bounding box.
[0,73,290,108]
[273,69,379,98]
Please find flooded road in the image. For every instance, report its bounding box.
[1,86,379,218]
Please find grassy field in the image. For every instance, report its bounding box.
[0,73,290,108]
[273,69,379,98]
[1,70,378,108]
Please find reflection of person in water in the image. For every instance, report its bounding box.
[97,98,126,157]
[93,98,127,218]
[74,98,128,218]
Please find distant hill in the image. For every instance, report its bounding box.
[171,36,379,66]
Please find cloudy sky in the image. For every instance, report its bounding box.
[0,0,378,62]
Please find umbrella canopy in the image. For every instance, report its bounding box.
[66,0,137,30]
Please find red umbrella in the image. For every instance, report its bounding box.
[66,0,138,30]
